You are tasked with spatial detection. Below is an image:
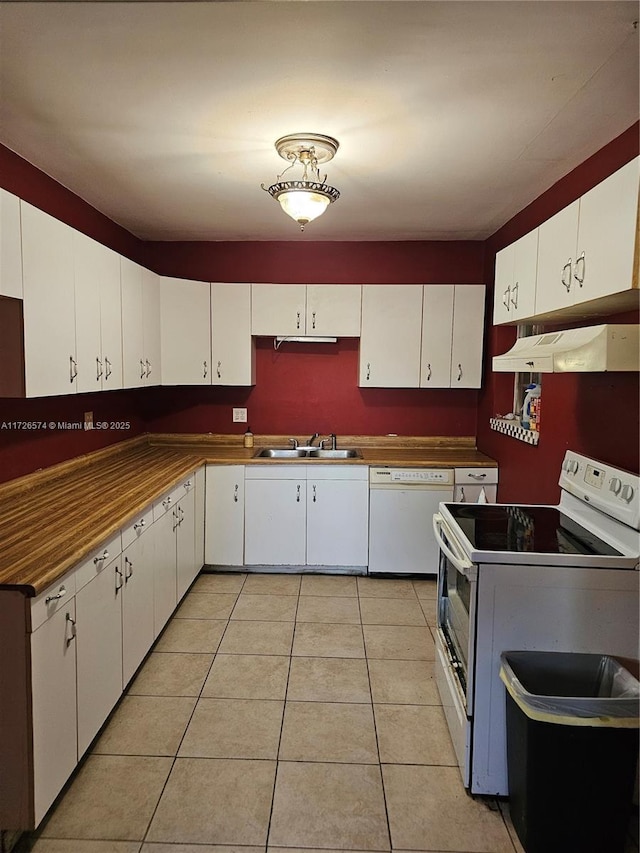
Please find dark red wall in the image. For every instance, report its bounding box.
[477,122,640,504]
[141,338,479,437]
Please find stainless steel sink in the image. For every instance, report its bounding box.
[253,447,362,459]
[306,449,362,459]
[253,448,309,458]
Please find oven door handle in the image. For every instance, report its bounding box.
[433,513,475,576]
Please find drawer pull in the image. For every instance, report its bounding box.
[133,519,146,531]
[45,585,67,604]
[93,549,109,565]
[162,497,172,508]
[468,472,487,480]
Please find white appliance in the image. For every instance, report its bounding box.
[432,450,639,795]
[369,468,454,575]
[492,324,639,373]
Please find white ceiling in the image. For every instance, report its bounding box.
[0,1,638,242]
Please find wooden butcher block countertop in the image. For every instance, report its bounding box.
[0,433,496,594]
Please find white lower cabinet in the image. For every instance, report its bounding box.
[194,466,206,574]
[453,467,499,503]
[75,553,124,757]
[153,505,180,636]
[244,465,369,569]
[30,599,78,826]
[121,528,156,685]
[306,467,369,567]
[205,465,245,566]
[245,467,307,565]
[176,486,198,601]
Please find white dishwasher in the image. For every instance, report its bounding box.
[368,468,454,576]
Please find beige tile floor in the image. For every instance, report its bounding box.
[15,573,638,853]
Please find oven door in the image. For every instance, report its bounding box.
[433,512,477,714]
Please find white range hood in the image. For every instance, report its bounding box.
[492,324,639,373]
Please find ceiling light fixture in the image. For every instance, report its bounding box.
[262,133,340,231]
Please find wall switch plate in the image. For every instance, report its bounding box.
[84,411,94,430]
[233,407,248,423]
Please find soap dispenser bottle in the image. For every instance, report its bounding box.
[243,427,254,448]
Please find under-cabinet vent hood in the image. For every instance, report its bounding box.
[492,324,639,373]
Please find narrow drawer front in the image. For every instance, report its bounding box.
[121,506,154,550]
[75,531,123,592]
[245,465,307,480]
[305,464,369,481]
[454,468,498,485]
[31,569,77,632]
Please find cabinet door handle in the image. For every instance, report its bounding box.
[70,356,78,383]
[115,565,123,592]
[179,506,185,526]
[457,363,462,382]
[366,362,371,381]
[133,518,145,531]
[124,556,133,582]
[312,311,316,330]
[184,480,192,489]
[140,358,146,379]
[146,359,152,378]
[105,357,112,380]
[217,360,221,378]
[460,487,466,503]
[561,260,572,292]
[502,286,511,309]
[93,549,109,566]
[312,484,317,503]
[234,484,239,502]
[96,357,103,381]
[45,585,67,604]
[65,612,77,646]
[296,484,301,503]
[203,360,208,379]
[426,363,432,381]
[296,311,301,330]
[573,251,585,287]
[510,282,519,309]
[172,509,179,531]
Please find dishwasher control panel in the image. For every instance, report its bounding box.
[369,468,455,486]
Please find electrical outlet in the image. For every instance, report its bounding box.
[84,411,94,430]
[233,407,248,423]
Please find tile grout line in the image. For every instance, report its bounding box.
[263,579,301,850]
[138,575,248,847]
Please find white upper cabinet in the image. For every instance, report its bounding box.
[120,257,145,389]
[160,276,211,385]
[421,285,486,388]
[513,157,639,321]
[21,203,77,398]
[359,285,423,387]
[121,261,161,387]
[73,232,123,393]
[251,284,306,335]
[305,285,361,336]
[142,268,161,386]
[251,283,361,337]
[211,283,255,386]
[0,188,23,299]
[450,285,485,388]
[493,229,538,325]
[420,285,454,387]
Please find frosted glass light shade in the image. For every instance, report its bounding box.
[278,190,331,226]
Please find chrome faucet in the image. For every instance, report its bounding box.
[288,437,299,449]
[307,433,321,447]
[319,433,337,450]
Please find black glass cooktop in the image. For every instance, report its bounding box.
[444,504,622,557]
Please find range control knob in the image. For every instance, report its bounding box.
[609,477,622,495]
[620,484,635,504]
[567,459,579,475]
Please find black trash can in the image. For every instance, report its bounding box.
[499,651,639,853]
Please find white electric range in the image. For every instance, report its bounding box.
[432,450,639,795]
